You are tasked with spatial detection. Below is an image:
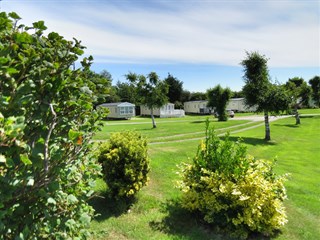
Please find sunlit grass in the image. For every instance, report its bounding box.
[90,110,320,240]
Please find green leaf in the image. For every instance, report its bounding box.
[67,194,78,204]
[20,154,32,165]
[32,21,47,31]
[9,12,21,20]
[7,67,19,74]
[68,129,81,141]
[0,57,9,64]
[79,213,91,226]
[47,197,56,205]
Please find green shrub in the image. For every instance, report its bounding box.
[177,120,288,239]
[0,12,104,239]
[99,131,150,199]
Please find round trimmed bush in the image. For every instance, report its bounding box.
[177,120,288,239]
[98,131,150,199]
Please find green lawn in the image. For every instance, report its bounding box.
[93,116,253,142]
[90,110,320,240]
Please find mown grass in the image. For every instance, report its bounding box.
[93,116,252,142]
[90,110,320,240]
[232,115,320,240]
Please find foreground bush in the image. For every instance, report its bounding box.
[99,131,150,199]
[0,12,104,239]
[177,120,288,239]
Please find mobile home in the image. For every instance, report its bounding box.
[184,100,212,114]
[99,102,135,119]
[227,98,257,112]
[140,103,185,118]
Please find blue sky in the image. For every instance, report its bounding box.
[2,0,319,92]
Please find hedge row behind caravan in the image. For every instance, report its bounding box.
[99,102,135,119]
[140,103,185,118]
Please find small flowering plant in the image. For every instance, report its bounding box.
[177,119,289,239]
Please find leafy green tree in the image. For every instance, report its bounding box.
[231,90,244,98]
[115,81,139,104]
[207,85,232,121]
[126,72,168,128]
[164,73,183,108]
[309,76,320,107]
[0,12,104,239]
[241,51,290,140]
[190,92,207,101]
[88,70,113,106]
[181,90,192,103]
[285,77,311,124]
[105,85,121,103]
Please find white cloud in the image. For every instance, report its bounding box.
[3,0,319,67]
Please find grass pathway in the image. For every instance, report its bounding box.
[151,115,290,144]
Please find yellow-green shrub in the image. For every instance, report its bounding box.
[98,131,150,199]
[177,120,288,239]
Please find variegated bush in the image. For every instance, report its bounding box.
[177,119,288,239]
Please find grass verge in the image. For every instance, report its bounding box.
[90,112,319,240]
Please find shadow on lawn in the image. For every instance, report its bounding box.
[273,123,299,128]
[89,194,136,222]
[221,136,277,146]
[149,199,275,240]
[149,199,224,240]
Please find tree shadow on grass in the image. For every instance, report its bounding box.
[89,193,137,222]
[149,199,278,240]
[191,120,207,124]
[273,123,299,128]
[149,199,225,240]
[300,115,316,119]
[221,136,277,146]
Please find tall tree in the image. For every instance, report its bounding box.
[285,77,311,124]
[309,76,320,107]
[190,92,207,101]
[241,51,290,141]
[126,72,168,128]
[181,90,192,103]
[0,12,103,238]
[115,81,138,104]
[88,70,112,106]
[164,73,183,107]
[232,90,244,98]
[207,85,232,121]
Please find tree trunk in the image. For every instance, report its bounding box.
[294,105,300,125]
[150,108,157,128]
[264,111,271,141]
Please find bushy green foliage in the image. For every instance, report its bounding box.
[98,131,150,199]
[0,12,104,239]
[177,120,288,239]
[207,85,232,121]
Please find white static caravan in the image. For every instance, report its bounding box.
[99,102,135,119]
[184,100,212,114]
[227,98,257,112]
[140,103,185,118]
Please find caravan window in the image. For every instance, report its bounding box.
[120,106,133,115]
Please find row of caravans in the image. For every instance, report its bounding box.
[99,98,256,119]
[98,102,185,119]
[183,98,257,114]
